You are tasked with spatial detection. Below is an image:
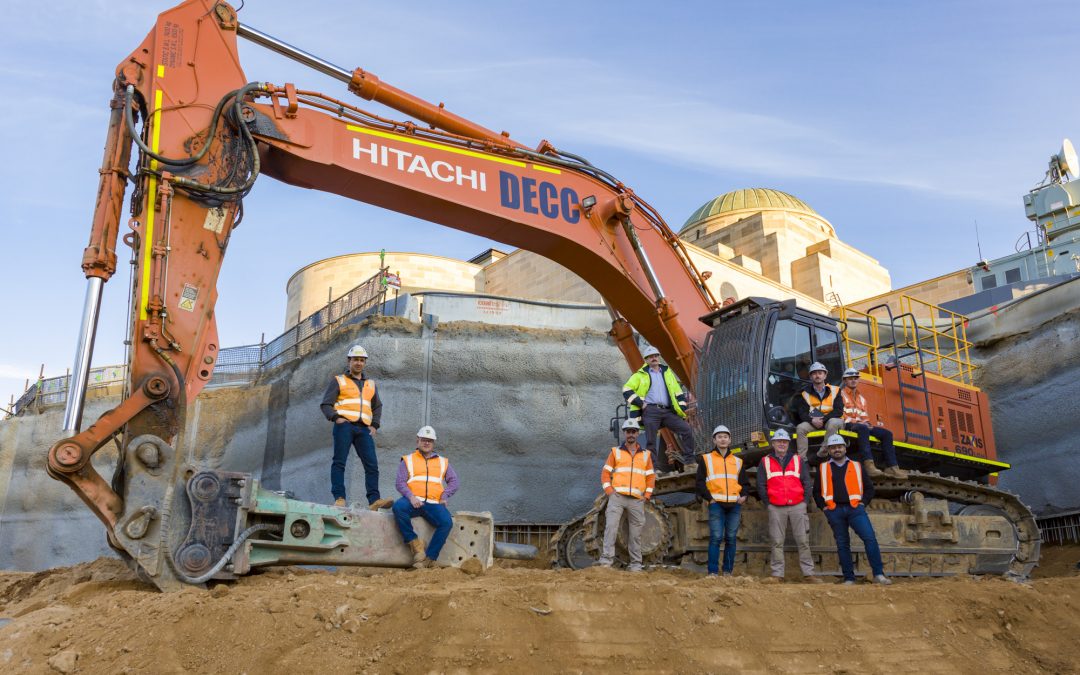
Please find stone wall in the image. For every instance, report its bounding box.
[480,250,603,304]
[847,269,974,315]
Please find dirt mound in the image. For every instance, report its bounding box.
[2,554,1080,673]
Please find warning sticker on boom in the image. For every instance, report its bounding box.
[179,284,199,312]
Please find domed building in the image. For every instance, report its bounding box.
[679,188,890,305]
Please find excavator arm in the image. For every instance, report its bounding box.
[48,0,718,589]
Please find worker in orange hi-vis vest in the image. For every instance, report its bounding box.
[834,368,908,480]
[597,419,656,572]
[320,344,383,507]
[813,434,892,585]
[756,428,821,583]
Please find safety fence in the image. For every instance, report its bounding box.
[493,523,561,552]
[9,268,389,417]
[1038,509,1080,545]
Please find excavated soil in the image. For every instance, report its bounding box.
[2,550,1080,674]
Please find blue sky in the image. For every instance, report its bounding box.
[2,0,1078,409]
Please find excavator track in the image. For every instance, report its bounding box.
[871,471,1041,578]
[548,513,590,569]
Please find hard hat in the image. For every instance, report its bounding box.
[712,425,731,436]
[621,419,642,431]
[842,368,860,378]
[770,428,791,442]
[641,346,661,359]
[809,362,827,374]
[347,345,369,359]
[416,425,437,440]
[825,434,847,447]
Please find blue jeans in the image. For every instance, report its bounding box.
[845,423,898,466]
[707,502,742,574]
[331,422,379,503]
[392,497,454,560]
[824,504,885,580]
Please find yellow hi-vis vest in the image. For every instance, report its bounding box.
[334,375,375,425]
[703,451,743,503]
[602,446,655,499]
[819,460,864,510]
[403,450,448,504]
[802,384,839,415]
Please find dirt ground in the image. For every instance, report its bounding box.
[1,547,1079,674]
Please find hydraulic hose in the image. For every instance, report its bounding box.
[167,523,281,585]
[123,84,242,167]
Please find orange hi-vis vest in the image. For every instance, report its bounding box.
[703,451,743,503]
[334,375,375,425]
[819,460,864,510]
[841,388,869,425]
[802,385,839,415]
[601,446,655,500]
[403,450,448,504]
[762,454,804,506]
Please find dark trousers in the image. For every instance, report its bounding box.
[642,404,695,467]
[845,423,898,466]
[708,502,742,574]
[392,497,454,560]
[824,504,885,581]
[331,421,379,503]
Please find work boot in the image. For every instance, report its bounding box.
[874,574,892,585]
[334,498,347,507]
[837,579,857,586]
[408,539,428,566]
[816,446,829,459]
[801,575,825,584]
[596,558,614,568]
[862,459,885,478]
[760,576,783,584]
[884,465,909,480]
[368,498,395,511]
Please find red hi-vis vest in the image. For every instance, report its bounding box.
[334,375,375,425]
[841,388,869,425]
[703,451,743,503]
[802,385,839,415]
[819,460,864,510]
[601,446,655,499]
[403,450,448,504]
[761,454,804,506]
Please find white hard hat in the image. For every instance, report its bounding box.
[641,346,661,359]
[809,362,827,374]
[842,368,860,378]
[621,419,642,431]
[712,425,731,436]
[347,344,369,359]
[825,434,847,447]
[417,425,437,440]
[770,428,791,442]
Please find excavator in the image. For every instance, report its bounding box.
[49,0,1039,591]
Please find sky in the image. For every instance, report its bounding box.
[1,0,1079,410]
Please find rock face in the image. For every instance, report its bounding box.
[971,302,1080,515]
[0,317,629,570]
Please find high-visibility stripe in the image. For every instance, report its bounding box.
[140,86,165,320]
[347,125,527,167]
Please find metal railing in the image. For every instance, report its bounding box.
[8,269,389,417]
[898,295,975,385]
[1038,510,1080,545]
[835,305,880,373]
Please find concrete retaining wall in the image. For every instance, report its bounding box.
[0,317,628,571]
[417,292,611,332]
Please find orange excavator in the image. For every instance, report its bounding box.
[50,0,1038,590]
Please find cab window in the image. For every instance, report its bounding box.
[766,320,813,416]
[813,327,844,382]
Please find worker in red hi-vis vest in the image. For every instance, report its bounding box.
[813,434,892,585]
[756,428,821,583]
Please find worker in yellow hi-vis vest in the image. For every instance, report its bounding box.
[320,344,383,507]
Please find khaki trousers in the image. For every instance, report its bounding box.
[600,493,646,568]
[767,502,815,577]
[795,418,844,459]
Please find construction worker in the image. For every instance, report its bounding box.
[836,368,908,479]
[320,344,383,507]
[391,426,459,569]
[598,419,656,571]
[622,345,695,471]
[695,424,749,576]
[756,428,821,583]
[813,434,892,585]
[792,361,844,460]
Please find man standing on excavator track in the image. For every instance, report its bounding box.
[622,345,696,471]
[392,425,459,569]
[320,344,383,507]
